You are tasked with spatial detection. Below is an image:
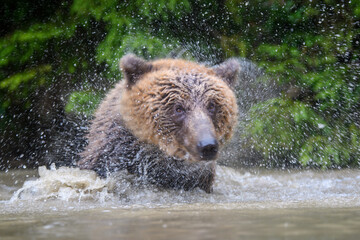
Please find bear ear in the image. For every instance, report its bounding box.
[212,58,240,87]
[119,54,153,88]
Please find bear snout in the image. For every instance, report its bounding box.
[197,138,219,161]
[182,108,219,162]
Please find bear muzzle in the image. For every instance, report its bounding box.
[182,109,219,162]
[197,137,219,161]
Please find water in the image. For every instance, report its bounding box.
[1,165,360,239]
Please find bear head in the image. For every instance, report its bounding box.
[118,54,239,162]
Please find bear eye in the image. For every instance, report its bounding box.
[174,105,185,114]
[207,101,216,113]
[173,104,186,122]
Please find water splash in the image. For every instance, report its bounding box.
[10,164,115,202]
[7,164,360,209]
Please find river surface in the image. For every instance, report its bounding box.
[1,165,360,239]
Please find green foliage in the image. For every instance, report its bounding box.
[65,91,103,117]
[1,0,360,168]
[245,98,360,167]
[71,0,191,74]
[0,65,51,91]
[230,1,360,167]
[1,1,81,114]
[299,122,360,168]
[244,98,325,163]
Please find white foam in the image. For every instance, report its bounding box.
[10,164,116,202]
[8,164,360,208]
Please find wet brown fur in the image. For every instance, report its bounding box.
[78,55,239,192]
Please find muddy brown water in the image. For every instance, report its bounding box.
[1,165,360,239]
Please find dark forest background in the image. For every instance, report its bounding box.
[1,0,360,170]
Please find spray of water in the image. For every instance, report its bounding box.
[6,164,360,209]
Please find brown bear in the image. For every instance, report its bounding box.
[77,54,239,193]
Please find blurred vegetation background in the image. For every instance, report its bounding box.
[1,0,359,169]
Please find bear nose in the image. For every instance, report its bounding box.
[197,138,219,160]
